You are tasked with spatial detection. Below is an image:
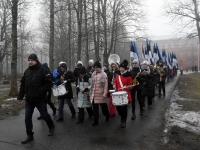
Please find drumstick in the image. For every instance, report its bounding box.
[118,84,136,90]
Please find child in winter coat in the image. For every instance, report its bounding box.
[76,68,93,124]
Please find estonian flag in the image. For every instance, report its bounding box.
[130,41,140,64]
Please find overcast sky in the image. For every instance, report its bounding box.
[146,0,175,39]
[26,0,177,40]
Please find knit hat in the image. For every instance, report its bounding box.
[60,63,67,69]
[94,61,102,68]
[142,60,149,65]
[28,54,38,61]
[77,61,83,66]
[59,61,66,66]
[132,59,139,64]
[79,67,86,74]
[42,63,48,67]
[120,60,128,70]
[89,59,94,64]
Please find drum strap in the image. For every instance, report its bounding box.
[118,75,124,89]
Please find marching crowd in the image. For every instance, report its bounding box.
[17,53,173,144]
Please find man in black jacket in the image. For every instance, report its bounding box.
[37,63,57,120]
[17,54,55,144]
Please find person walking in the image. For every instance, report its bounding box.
[55,63,76,122]
[113,60,132,128]
[90,61,110,126]
[130,59,143,120]
[108,62,119,117]
[76,67,93,124]
[17,54,55,144]
[37,63,56,120]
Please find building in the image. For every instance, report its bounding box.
[152,37,200,70]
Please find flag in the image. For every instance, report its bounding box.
[168,52,172,69]
[156,43,162,61]
[153,43,159,64]
[142,45,145,59]
[130,41,140,64]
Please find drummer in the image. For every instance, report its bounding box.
[108,62,119,117]
[113,60,132,128]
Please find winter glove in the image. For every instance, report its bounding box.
[76,87,80,92]
[82,88,89,93]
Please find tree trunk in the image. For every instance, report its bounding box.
[49,0,54,71]
[84,0,89,63]
[193,0,200,43]
[68,0,72,70]
[102,0,108,65]
[96,0,101,61]
[9,0,18,96]
[77,0,83,61]
[92,0,99,61]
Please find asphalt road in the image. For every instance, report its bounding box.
[0,74,180,150]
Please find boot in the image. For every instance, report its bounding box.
[131,112,136,120]
[21,136,34,144]
[92,121,98,126]
[76,120,84,124]
[120,122,126,128]
[48,126,55,136]
[53,108,56,116]
[37,116,42,120]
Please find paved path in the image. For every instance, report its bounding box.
[0,74,180,150]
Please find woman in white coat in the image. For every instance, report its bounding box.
[76,68,93,124]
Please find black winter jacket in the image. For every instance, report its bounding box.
[17,62,52,101]
[58,70,75,99]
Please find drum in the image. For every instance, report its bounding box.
[109,90,115,93]
[52,84,68,96]
[112,91,128,106]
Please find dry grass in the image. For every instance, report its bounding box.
[178,73,200,100]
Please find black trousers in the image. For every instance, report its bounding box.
[78,107,93,121]
[131,89,142,114]
[92,101,109,122]
[142,96,152,108]
[25,101,54,136]
[158,81,165,95]
[116,105,127,123]
[46,90,56,112]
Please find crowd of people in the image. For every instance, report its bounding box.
[17,53,172,144]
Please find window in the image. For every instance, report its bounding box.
[187,42,190,47]
[194,60,198,66]
[187,60,191,67]
[179,52,183,57]
[193,51,197,56]
[179,43,182,48]
[187,51,191,57]
[179,60,183,67]
[171,43,174,48]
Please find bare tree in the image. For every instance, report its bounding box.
[9,0,19,96]
[49,0,54,71]
[164,0,200,42]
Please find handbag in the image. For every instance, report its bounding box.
[52,84,68,96]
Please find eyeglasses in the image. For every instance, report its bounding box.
[132,63,137,64]
[112,66,116,67]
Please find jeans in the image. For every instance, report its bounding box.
[25,101,54,136]
[58,99,76,119]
